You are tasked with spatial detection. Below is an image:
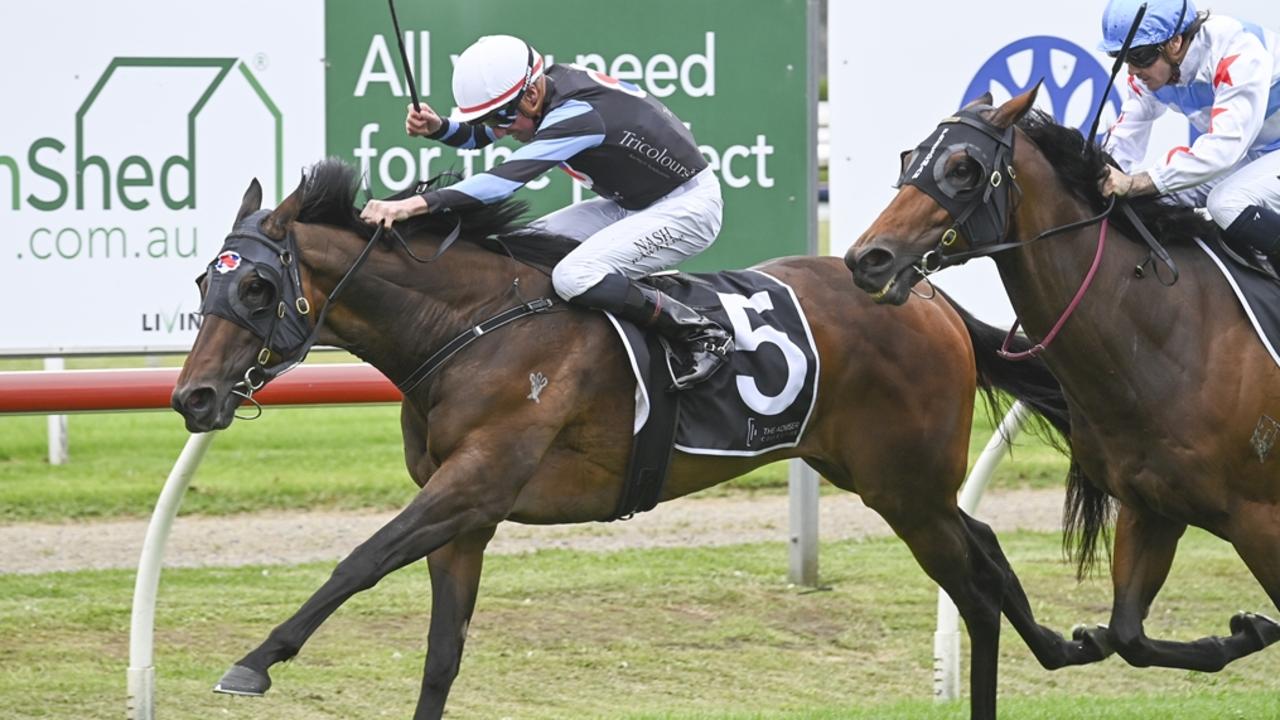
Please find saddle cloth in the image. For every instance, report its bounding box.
[607,268,820,456]
[1196,237,1280,368]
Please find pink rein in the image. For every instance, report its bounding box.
[998,218,1108,361]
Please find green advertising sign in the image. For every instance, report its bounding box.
[324,0,813,271]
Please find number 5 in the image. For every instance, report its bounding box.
[718,291,806,415]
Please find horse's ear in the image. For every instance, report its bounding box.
[236,178,263,226]
[989,82,1041,129]
[261,175,307,241]
[962,92,994,111]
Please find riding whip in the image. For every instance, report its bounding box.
[1087,2,1147,145]
[387,0,421,111]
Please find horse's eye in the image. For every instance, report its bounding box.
[948,156,979,186]
[243,277,274,307]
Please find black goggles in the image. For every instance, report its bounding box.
[1110,43,1162,68]
[468,43,535,129]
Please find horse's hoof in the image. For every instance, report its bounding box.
[1071,623,1115,660]
[1230,612,1280,650]
[213,664,271,696]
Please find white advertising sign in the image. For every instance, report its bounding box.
[0,2,324,354]
[829,0,1280,325]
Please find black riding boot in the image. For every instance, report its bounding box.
[1224,205,1280,276]
[574,274,734,389]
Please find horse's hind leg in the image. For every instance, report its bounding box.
[866,497,1004,720]
[1104,505,1276,670]
[959,512,1116,668]
[414,526,496,720]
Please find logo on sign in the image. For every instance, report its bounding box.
[962,35,1121,141]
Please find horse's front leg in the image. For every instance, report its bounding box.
[1101,504,1271,670]
[414,526,495,720]
[213,437,539,697]
[958,513,1116,668]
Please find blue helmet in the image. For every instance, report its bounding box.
[1099,0,1196,53]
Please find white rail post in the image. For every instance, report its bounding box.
[788,459,820,586]
[44,358,68,465]
[933,402,1030,701]
[127,431,217,720]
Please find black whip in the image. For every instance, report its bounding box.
[387,0,421,112]
[1086,2,1147,145]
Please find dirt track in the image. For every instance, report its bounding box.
[0,488,1064,575]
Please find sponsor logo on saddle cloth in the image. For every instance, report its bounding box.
[606,269,820,456]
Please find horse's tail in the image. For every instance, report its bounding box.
[939,291,1114,580]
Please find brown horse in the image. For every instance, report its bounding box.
[173,159,1093,719]
[848,87,1280,677]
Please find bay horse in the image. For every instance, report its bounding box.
[847,87,1280,677]
[172,159,1094,720]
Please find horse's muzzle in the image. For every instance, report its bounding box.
[846,244,914,305]
[171,383,235,433]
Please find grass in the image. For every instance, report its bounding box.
[0,391,1068,522]
[0,529,1275,719]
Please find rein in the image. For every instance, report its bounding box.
[998,218,1109,360]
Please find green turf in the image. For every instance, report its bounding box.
[0,530,1274,719]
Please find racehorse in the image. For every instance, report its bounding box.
[173,158,1092,720]
[847,86,1280,677]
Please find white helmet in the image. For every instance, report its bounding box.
[450,35,545,124]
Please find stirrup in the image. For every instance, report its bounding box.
[657,336,732,391]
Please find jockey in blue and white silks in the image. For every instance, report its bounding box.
[1098,0,1280,259]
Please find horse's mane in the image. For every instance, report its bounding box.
[296,158,577,270]
[1014,110,1218,246]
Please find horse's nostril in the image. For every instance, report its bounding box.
[857,247,896,274]
[183,387,216,415]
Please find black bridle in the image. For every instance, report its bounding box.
[898,106,1176,286]
[197,209,387,412]
[897,107,1024,273]
[197,203,555,413]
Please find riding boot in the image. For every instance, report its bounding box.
[1224,205,1280,278]
[574,274,734,389]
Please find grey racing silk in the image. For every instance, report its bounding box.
[421,63,709,214]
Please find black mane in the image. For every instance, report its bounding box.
[1015,110,1217,246]
[296,158,577,270]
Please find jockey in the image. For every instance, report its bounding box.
[1097,0,1280,261]
[360,34,732,389]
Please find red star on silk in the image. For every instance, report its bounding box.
[1210,107,1229,133]
[1166,146,1193,164]
[1213,54,1240,88]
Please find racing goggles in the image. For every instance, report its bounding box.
[468,43,536,129]
[1110,43,1162,68]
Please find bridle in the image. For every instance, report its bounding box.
[897,107,1022,276]
[197,209,387,416]
[896,108,1126,359]
[196,196,554,415]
